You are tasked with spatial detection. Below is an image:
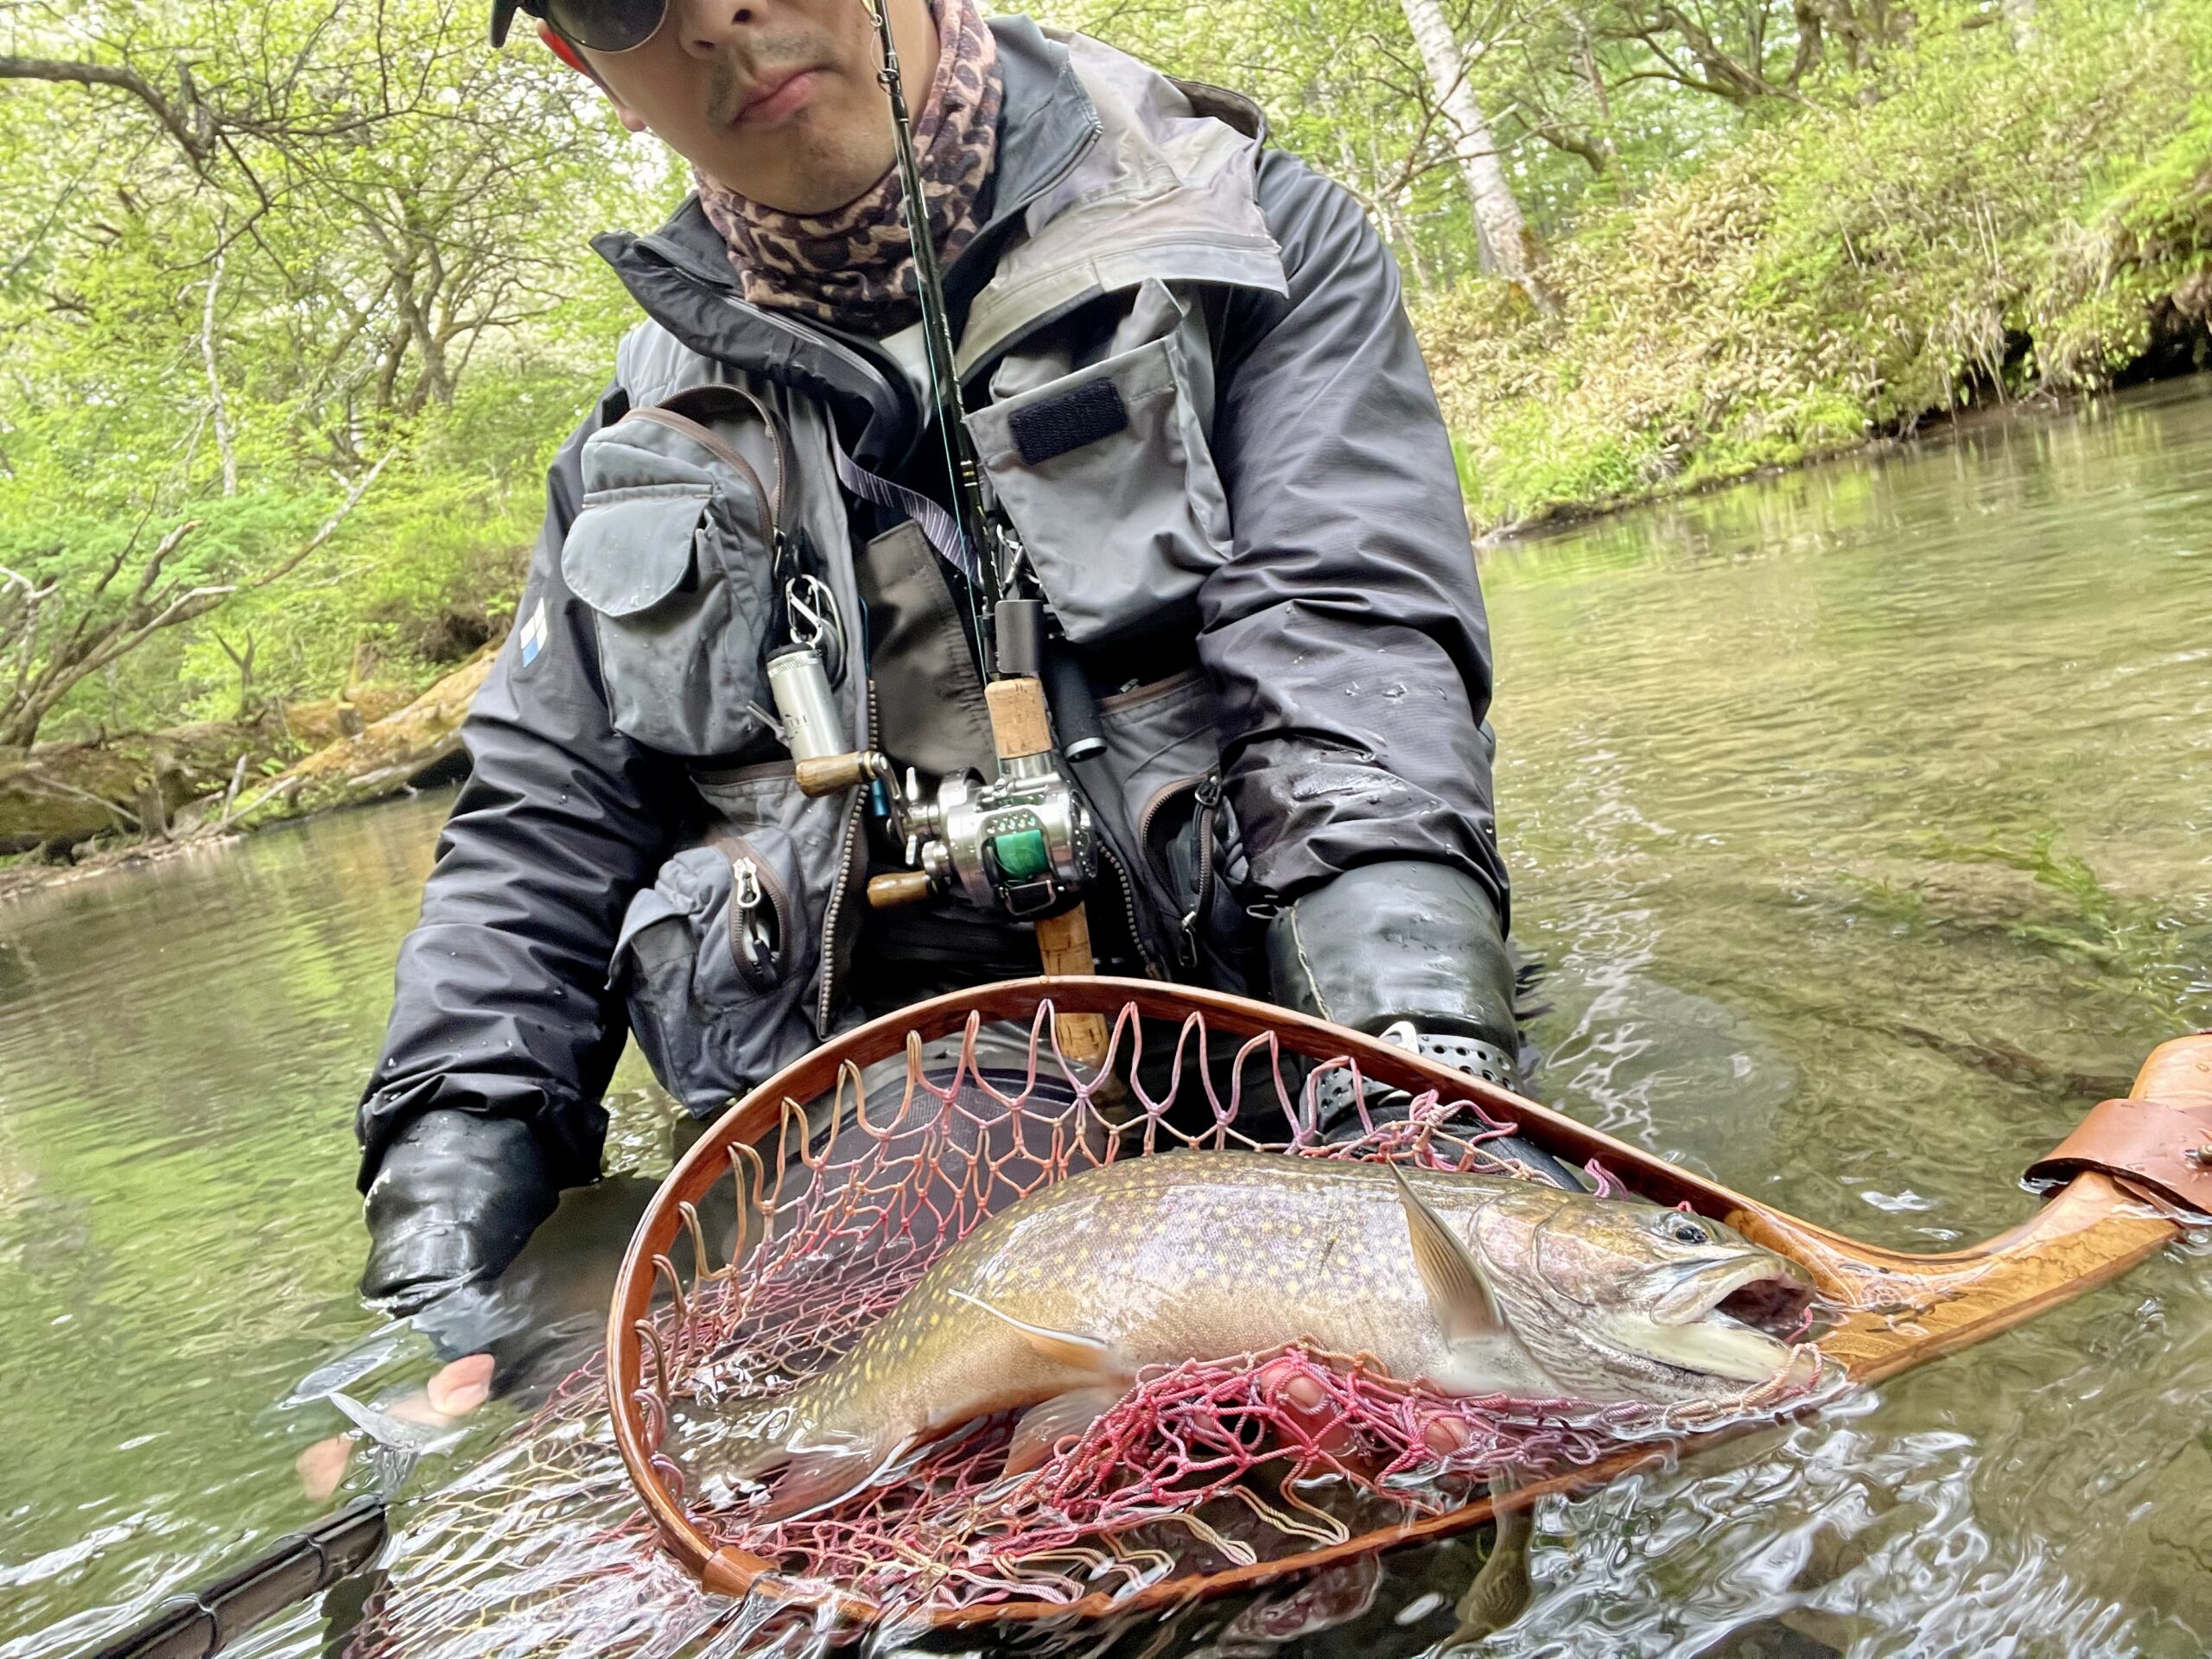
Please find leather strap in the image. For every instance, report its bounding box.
[2025,1033,2212,1214]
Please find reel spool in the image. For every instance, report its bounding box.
[604,979,2206,1633]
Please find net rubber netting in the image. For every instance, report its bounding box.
[347,997,1823,1657]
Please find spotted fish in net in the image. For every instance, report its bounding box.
[690,1149,1818,1520]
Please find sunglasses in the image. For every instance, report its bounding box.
[493,0,668,54]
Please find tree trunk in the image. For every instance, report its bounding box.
[232,645,495,830]
[1396,0,1557,312]
[200,239,238,496]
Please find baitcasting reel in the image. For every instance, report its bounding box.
[895,752,1095,917]
[767,638,1097,919]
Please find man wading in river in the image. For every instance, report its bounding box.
[356,0,1525,1313]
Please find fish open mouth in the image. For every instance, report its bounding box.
[1617,1255,1820,1384]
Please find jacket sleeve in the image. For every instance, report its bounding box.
[355,387,684,1192]
[1201,148,1510,923]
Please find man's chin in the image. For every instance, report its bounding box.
[701,126,897,218]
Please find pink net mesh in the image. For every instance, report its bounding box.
[346,998,1823,1657]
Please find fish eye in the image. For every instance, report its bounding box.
[1666,1216,1710,1245]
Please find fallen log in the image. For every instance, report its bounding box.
[0,722,295,854]
[218,646,494,833]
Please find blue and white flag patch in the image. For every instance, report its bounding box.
[518,596,549,667]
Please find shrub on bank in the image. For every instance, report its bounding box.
[1422,0,2212,530]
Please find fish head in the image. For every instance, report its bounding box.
[1476,1190,1819,1407]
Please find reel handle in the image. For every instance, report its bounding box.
[795,751,880,798]
[867,871,935,909]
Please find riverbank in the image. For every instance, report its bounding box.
[1421,0,2212,531]
[0,648,490,901]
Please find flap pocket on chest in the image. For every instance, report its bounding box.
[562,486,713,617]
[968,309,1230,647]
[561,396,788,759]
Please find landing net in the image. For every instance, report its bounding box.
[348,986,1821,1656]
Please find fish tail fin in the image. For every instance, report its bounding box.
[691,1414,794,1497]
[696,1397,912,1522]
[697,1425,896,1523]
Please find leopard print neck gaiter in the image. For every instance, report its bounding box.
[694,0,1003,334]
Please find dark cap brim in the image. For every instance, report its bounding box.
[490,0,522,47]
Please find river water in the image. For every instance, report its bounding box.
[3,379,2210,1657]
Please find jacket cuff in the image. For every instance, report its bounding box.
[354,1073,608,1193]
[1264,859,1516,1051]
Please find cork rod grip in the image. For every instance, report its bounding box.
[985,677,1054,760]
[1034,906,1096,977]
[1034,909,1109,1066]
[984,672,1108,1064]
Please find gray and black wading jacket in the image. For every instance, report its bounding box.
[358,20,1510,1188]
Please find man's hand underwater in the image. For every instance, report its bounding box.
[296,1353,498,1503]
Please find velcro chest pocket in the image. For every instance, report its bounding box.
[967,295,1230,647]
[561,398,785,759]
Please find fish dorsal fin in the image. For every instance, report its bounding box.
[950,1289,1123,1376]
[1387,1160,1503,1344]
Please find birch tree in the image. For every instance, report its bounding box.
[1395,0,1557,310]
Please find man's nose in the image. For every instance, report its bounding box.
[673,0,757,57]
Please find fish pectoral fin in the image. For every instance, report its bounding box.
[1387,1160,1504,1344]
[949,1289,1122,1376]
[1003,1384,1128,1477]
[1449,1478,1534,1643]
[752,1438,903,1525]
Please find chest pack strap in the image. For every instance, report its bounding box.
[829,424,980,590]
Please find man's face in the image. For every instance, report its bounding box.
[580,0,938,214]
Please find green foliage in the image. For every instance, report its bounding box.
[3,0,2209,747]
[0,0,673,743]
[1427,0,2212,527]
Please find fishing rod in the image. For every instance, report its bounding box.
[78,1388,464,1659]
[791,0,1112,1065]
[861,0,1004,620]
[84,1498,389,1659]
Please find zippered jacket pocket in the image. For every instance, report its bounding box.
[609,825,814,1119]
